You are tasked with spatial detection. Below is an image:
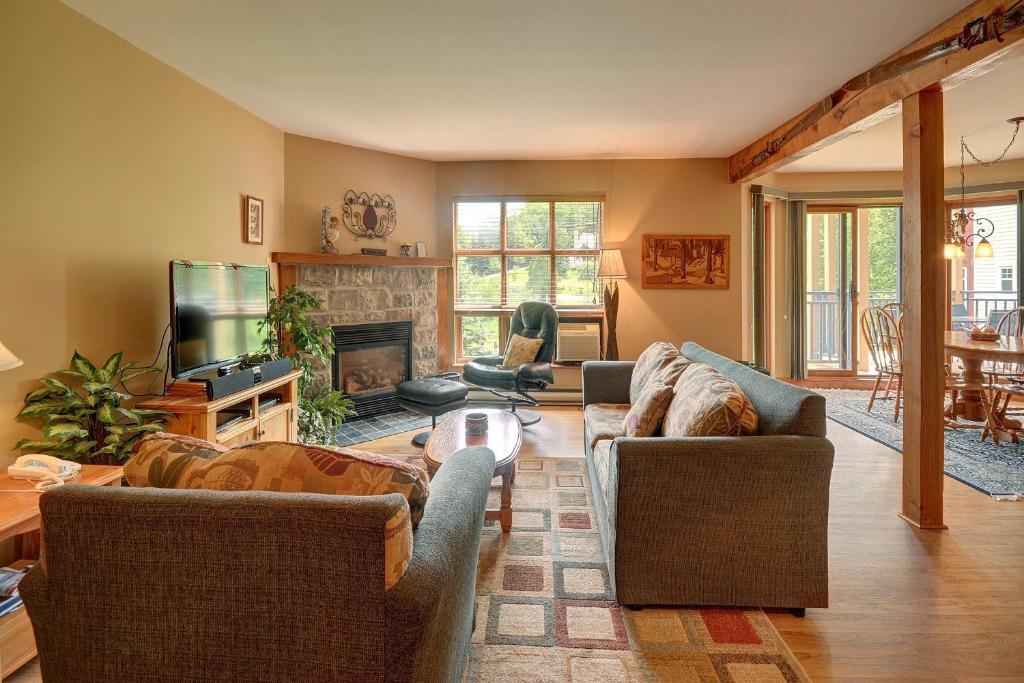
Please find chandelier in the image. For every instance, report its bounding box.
[944,117,1022,259]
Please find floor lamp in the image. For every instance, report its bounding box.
[598,248,627,361]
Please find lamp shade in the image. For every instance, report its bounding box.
[0,340,23,372]
[974,237,994,259]
[597,248,627,279]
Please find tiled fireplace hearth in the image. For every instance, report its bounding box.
[274,253,452,419]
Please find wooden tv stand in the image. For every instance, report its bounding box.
[139,370,301,447]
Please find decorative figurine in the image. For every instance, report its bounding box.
[400,243,412,257]
[321,205,340,255]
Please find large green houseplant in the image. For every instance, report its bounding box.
[15,352,170,464]
[259,286,356,443]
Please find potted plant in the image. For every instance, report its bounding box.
[259,286,356,443]
[15,352,170,464]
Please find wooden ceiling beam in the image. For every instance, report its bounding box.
[727,0,1024,184]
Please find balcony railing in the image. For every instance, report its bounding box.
[805,289,1020,365]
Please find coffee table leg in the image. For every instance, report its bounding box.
[500,468,513,533]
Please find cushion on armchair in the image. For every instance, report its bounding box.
[126,433,429,588]
[664,363,758,437]
[502,333,545,369]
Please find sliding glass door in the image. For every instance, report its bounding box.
[805,209,857,373]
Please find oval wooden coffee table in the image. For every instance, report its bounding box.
[423,408,522,533]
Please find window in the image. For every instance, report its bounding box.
[1002,267,1014,292]
[453,198,603,360]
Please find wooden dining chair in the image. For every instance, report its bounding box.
[880,301,903,323]
[861,307,903,421]
[984,307,1024,443]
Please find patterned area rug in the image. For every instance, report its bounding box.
[821,389,1024,496]
[460,452,810,682]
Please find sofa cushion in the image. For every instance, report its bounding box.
[583,403,628,449]
[127,434,427,589]
[623,381,674,437]
[629,342,683,403]
[664,363,759,437]
[592,439,613,502]
[502,333,544,369]
[681,341,825,436]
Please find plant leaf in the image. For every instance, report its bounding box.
[42,422,90,441]
[24,387,56,404]
[15,438,64,452]
[70,351,98,381]
[96,402,117,424]
[41,377,74,395]
[101,351,124,376]
[83,381,112,394]
[117,407,142,424]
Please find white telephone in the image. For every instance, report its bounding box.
[8,455,81,491]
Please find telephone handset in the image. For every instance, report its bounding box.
[8,454,81,491]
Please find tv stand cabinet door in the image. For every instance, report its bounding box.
[258,405,293,442]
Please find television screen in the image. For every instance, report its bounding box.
[170,261,270,378]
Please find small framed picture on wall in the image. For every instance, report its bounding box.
[244,195,264,245]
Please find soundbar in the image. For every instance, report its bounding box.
[204,358,295,400]
[205,368,255,400]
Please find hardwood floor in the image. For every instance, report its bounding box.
[362,406,1024,682]
[10,406,1023,681]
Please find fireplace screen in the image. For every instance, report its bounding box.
[337,345,408,398]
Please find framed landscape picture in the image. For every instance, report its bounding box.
[641,234,729,289]
[244,195,264,245]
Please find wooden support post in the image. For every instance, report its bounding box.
[900,88,947,529]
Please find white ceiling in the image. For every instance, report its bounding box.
[781,54,1024,173]
[63,0,973,163]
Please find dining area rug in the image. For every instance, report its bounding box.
[820,389,1024,496]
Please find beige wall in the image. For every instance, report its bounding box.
[0,0,285,466]
[435,159,745,363]
[283,134,438,254]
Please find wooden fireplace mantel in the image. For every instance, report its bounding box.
[271,252,452,268]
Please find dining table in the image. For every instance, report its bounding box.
[943,330,1024,422]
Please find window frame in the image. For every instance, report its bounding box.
[452,195,605,363]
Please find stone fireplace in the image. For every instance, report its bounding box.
[331,321,412,417]
[279,254,451,419]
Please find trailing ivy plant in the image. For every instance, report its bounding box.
[258,286,357,443]
[15,352,170,464]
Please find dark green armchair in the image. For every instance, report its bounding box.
[462,301,557,425]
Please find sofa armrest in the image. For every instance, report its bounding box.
[385,446,495,680]
[582,361,635,406]
[606,435,834,607]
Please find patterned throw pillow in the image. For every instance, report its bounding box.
[663,363,759,437]
[629,342,682,403]
[126,434,429,589]
[622,381,675,437]
[502,333,545,369]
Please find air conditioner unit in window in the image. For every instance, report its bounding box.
[556,323,602,362]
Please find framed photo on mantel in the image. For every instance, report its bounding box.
[641,234,729,289]
[243,195,264,245]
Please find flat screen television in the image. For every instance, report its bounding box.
[169,261,270,379]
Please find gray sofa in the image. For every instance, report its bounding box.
[582,342,834,611]
[21,447,495,683]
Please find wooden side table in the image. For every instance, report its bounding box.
[0,464,122,677]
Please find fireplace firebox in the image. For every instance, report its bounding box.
[332,321,412,418]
